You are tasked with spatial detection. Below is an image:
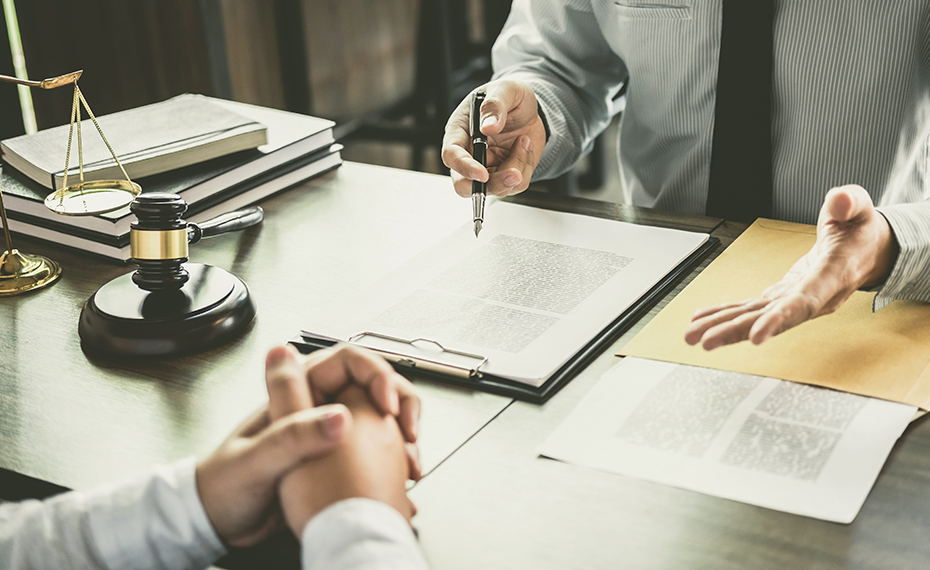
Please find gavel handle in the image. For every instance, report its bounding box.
[187,206,264,244]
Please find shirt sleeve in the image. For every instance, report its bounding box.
[0,458,226,570]
[873,202,930,309]
[301,498,429,570]
[491,0,628,180]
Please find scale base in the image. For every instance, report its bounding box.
[79,263,255,357]
[0,249,61,296]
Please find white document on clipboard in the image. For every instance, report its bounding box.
[301,202,709,387]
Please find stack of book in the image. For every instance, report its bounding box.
[0,94,342,261]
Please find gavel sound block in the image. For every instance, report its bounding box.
[79,193,260,357]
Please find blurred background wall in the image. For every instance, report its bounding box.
[2,0,620,199]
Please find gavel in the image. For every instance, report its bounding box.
[79,193,261,357]
[129,193,263,290]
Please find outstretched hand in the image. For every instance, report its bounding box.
[442,79,546,197]
[685,185,899,350]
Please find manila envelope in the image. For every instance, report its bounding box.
[620,219,930,409]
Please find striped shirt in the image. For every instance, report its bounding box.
[492,0,930,309]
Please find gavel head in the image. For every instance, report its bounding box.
[129,193,190,292]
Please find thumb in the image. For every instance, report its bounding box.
[246,404,353,481]
[824,185,873,223]
[480,80,531,136]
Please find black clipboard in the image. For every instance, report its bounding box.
[290,236,718,404]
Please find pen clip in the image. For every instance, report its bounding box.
[470,91,486,142]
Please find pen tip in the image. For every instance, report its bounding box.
[474,220,482,237]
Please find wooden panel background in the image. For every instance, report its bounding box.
[17,0,213,129]
[15,0,420,128]
[301,0,419,122]
[219,0,286,109]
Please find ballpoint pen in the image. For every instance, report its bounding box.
[470,91,487,237]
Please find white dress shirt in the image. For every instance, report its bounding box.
[493,0,930,309]
[0,458,428,570]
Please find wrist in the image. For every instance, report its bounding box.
[862,212,899,288]
[278,465,326,538]
[535,98,551,142]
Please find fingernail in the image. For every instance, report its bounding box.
[522,136,532,151]
[481,115,497,130]
[322,409,346,439]
[503,173,519,188]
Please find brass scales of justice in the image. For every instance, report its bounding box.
[0,70,142,296]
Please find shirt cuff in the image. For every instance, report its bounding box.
[872,203,930,310]
[493,71,582,181]
[525,82,574,180]
[301,498,428,570]
[87,457,226,570]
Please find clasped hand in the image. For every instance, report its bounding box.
[195,344,421,547]
[685,185,899,350]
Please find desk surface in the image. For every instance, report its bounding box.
[3,162,929,569]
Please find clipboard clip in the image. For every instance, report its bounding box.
[347,331,487,380]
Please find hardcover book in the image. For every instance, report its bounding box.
[2,143,343,261]
[1,94,269,190]
[1,96,336,237]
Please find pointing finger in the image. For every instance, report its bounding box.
[451,169,475,198]
[442,140,488,183]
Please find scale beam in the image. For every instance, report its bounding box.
[0,70,82,89]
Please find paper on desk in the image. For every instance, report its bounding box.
[620,219,930,409]
[302,201,708,386]
[539,357,916,523]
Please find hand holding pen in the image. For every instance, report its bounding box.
[470,91,488,236]
[441,80,547,213]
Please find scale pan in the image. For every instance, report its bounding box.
[44,179,142,215]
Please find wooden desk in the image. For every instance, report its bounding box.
[0,163,512,496]
[408,217,930,569]
[4,162,928,569]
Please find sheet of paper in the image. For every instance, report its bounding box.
[302,202,708,386]
[620,218,930,409]
[539,357,916,523]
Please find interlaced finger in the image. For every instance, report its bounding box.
[266,345,314,421]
